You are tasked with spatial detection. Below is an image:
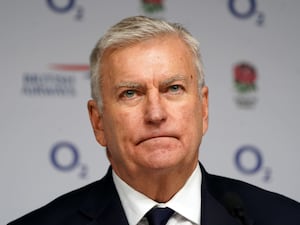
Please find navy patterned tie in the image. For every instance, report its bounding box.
[146,207,174,225]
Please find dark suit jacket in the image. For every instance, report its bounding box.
[8,163,300,225]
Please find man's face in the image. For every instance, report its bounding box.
[88,35,208,182]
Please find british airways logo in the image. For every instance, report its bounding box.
[22,63,89,97]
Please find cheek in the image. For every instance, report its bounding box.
[180,100,202,124]
[177,101,203,139]
[104,110,142,144]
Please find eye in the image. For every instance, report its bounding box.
[168,85,183,93]
[122,90,136,98]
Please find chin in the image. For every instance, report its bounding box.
[143,152,184,170]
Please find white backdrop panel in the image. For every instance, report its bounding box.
[1,1,299,224]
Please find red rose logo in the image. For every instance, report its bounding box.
[234,63,257,93]
[143,0,162,3]
[142,0,164,13]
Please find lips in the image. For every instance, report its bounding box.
[136,132,178,145]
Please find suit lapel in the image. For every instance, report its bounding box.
[200,163,241,225]
[79,167,129,225]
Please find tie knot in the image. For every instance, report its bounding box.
[146,207,174,225]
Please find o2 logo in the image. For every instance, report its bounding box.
[46,0,84,20]
[234,145,271,182]
[228,0,265,26]
[50,141,88,178]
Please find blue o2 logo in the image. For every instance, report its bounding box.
[235,145,262,174]
[228,0,265,25]
[46,0,84,20]
[228,0,256,19]
[50,141,88,178]
[50,142,79,171]
[234,145,271,181]
[46,0,75,13]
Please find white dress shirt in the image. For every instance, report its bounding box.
[112,165,201,225]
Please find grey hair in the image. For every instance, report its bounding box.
[90,15,205,110]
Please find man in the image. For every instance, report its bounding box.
[9,16,300,225]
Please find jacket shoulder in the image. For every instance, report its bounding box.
[203,170,300,224]
[8,170,113,225]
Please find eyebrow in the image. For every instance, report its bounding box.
[114,81,144,91]
[160,74,188,87]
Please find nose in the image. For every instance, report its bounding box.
[144,91,167,125]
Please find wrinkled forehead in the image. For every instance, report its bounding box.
[100,37,198,91]
[101,34,190,59]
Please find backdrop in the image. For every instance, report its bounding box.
[2,1,300,224]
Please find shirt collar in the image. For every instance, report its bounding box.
[113,165,201,225]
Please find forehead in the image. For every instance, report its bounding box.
[100,35,196,83]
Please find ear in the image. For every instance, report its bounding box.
[87,100,107,146]
[201,86,209,134]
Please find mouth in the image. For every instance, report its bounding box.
[136,134,178,145]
